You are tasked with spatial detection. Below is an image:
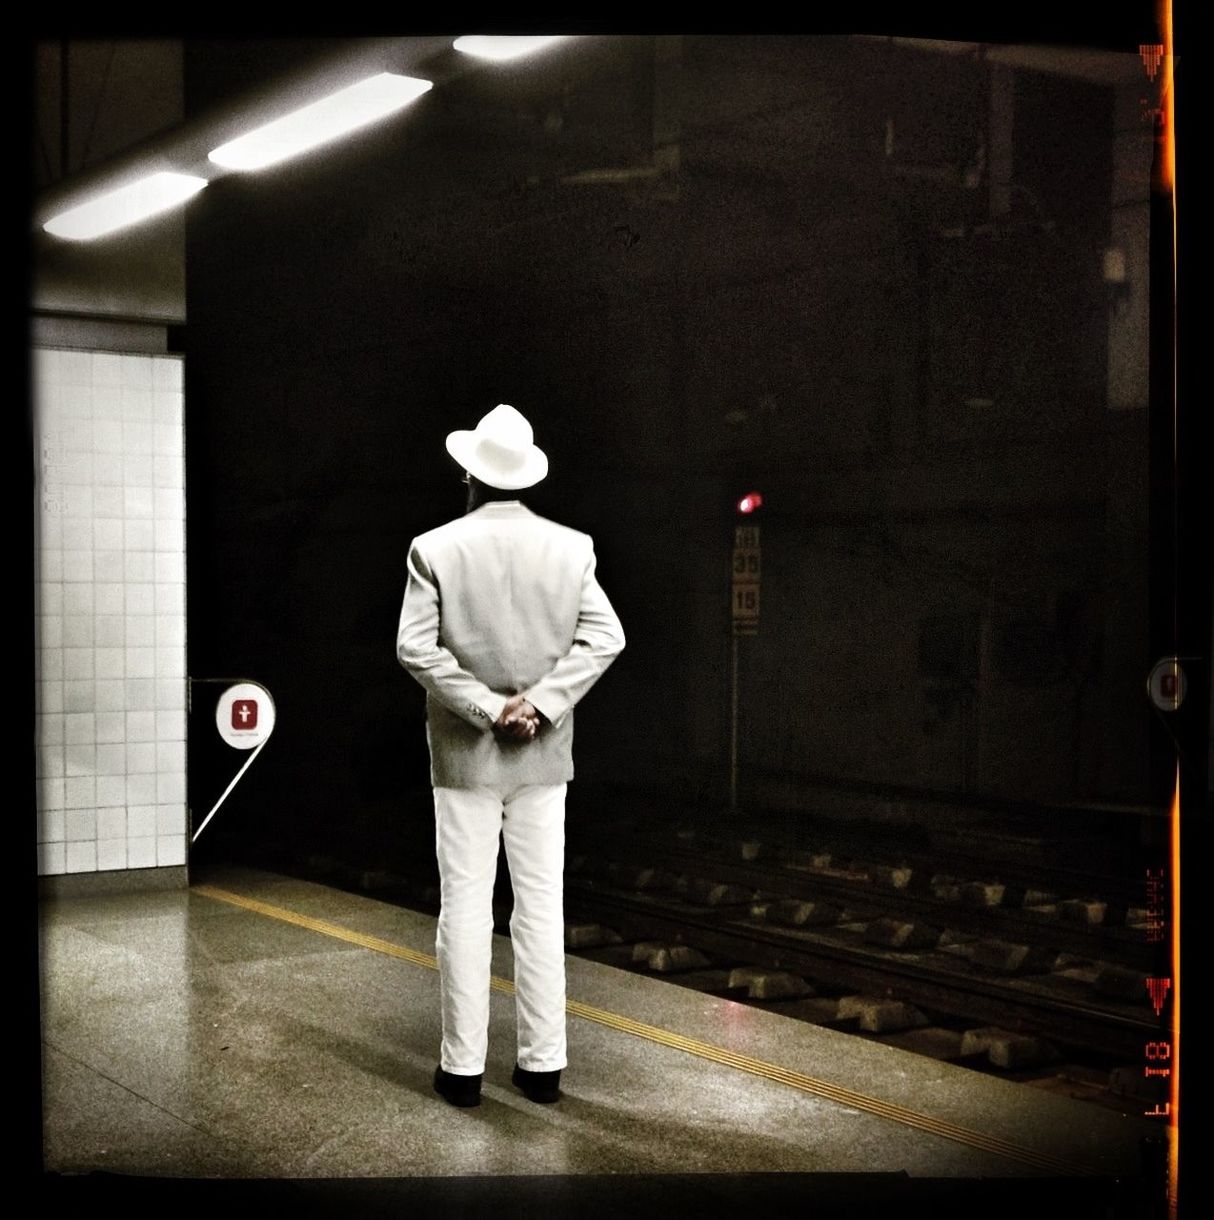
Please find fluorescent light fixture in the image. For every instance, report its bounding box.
[43,172,207,241]
[453,35,566,61]
[208,72,433,171]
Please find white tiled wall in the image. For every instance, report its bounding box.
[34,348,187,875]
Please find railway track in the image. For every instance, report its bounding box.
[561,868,1156,1055]
[218,793,1168,1116]
[551,805,1166,1113]
[568,830,1153,970]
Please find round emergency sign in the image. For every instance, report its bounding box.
[216,682,276,749]
[1147,658,1187,712]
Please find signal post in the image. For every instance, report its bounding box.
[730,493,761,810]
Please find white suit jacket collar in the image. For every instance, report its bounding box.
[468,501,533,517]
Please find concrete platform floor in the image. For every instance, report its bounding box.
[36,864,1165,1215]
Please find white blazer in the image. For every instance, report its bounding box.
[397,501,625,789]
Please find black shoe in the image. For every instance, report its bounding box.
[434,1066,482,1108]
[512,1063,562,1103]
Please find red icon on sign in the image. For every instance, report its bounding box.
[232,699,258,730]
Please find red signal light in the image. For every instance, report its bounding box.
[737,492,763,515]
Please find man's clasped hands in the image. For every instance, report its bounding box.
[493,693,543,742]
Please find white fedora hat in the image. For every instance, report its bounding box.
[445,404,549,490]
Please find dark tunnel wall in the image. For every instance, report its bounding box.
[182,36,1152,848]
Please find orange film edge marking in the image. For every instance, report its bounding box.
[1159,0,1175,192]
[1169,760,1180,1215]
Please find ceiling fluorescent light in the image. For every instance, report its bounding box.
[453,36,566,61]
[208,73,433,171]
[43,172,208,241]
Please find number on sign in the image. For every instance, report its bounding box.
[733,586,759,615]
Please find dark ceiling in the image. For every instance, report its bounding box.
[30,32,1149,324]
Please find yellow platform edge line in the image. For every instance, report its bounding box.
[566,1001,1081,1176]
[193,883,1096,1178]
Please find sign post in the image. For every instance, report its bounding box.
[730,522,760,809]
[191,679,277,842]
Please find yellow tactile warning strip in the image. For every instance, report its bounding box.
[193,883,1097,1177]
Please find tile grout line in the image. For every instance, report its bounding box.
[42,1035,242,1152]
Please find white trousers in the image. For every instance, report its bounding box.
[433,782,568,1076]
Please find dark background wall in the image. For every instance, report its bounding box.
[181,36,1157,857]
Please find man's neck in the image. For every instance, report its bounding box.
[466,479,524,513]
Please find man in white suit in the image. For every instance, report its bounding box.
[397,404,625,1109]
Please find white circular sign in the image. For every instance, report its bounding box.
[216,682,276,749]
[1147,658,1187,712]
